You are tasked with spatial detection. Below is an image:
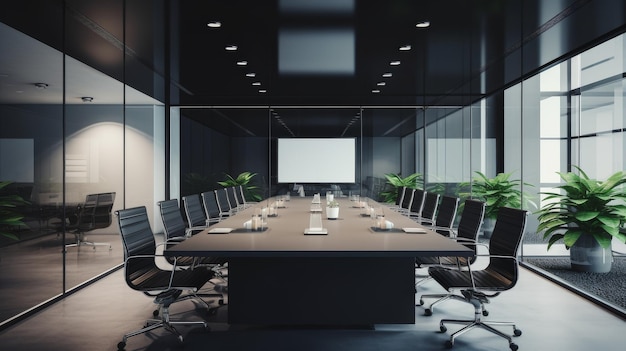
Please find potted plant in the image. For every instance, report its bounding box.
[459,171,535,237]
[0,181,30,241]
[379,172,423,204]
[218,171,262,202]
[326,200,340,220]
[536,166,626,273]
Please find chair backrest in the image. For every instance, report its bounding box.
[400,188,414,212]
[116,206,158,288]
[214,189,232,215]
[410,189,426,215]
[234,185,246,206]
[229,187,241,209]
[76,192,115,231]
[420,192,440,223]
[434,196,459,234]
[182,194,207,228]
[456,199,486,243]
[157,199,187,241]
[486,207,528,285]
[201,190,221,222]
[395,186,406,206]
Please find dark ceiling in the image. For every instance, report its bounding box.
[174,0,506,107]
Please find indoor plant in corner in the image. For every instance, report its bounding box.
[536,166,626,273]
[379,172,422,204]
[459,171,535,238]
[218,171,262,202]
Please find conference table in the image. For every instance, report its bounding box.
[164,196,473,326]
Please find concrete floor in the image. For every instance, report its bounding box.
[0,263,623,351]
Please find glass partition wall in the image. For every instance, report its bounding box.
[0,3,166,327]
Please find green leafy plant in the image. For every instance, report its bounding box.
[218,171,262,202]
[379,173,423,203]
[0,181,30,240]
[536,166,626,250]
[327,200,340,208]
[459,171,536,220]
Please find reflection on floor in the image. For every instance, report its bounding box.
[0,263,624,351]
[0,231,122,322]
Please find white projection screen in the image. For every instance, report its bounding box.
[278,138,356,183]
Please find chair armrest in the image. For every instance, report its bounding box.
[125,254,182,288]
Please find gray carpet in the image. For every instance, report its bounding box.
[524,256,626,310]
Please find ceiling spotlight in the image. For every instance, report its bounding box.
[34,83,48,89]
[382,73,393,78]
[225,45,238,51]
[399,45,412,51]
[81,96,93,102]
[207,21,221,28]
[259,89,267,93]
[252,82,261,86]
[246,73,256,77]
[377,82,386,86]
[390,61,401,66]
[372,89,381,93]
[236,61,248,66]
[416,20,430,28]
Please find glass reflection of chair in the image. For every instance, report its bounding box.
[64,192,115,251]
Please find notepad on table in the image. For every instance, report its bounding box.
[402,227,427,234]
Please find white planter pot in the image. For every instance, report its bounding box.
[326,207,339,219]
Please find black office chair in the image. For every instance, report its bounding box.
[237,185,258,209]
[64,192,115,250]
[407,189,426,218]
[182,194,211,228]
[115,206,214,350]
[214,189,234,219]
[426,206,528,351]
[416,192,440,225]
[158,199,228,271]
[430,196,460,236]
[417,199,486,304]
[386,186,406,212]
[397,188,415,215]
[200,190,223,224]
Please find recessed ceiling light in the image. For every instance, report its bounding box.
[225,45,238,51]
[259,89,267,93]
[390,61,401,66]
[252,82,261,86]
[377,82,386,86]
[207,21,221,28]
[399,45,411,51]
[382,73,393,77]
[236,61,248,66]
[246,73,256,77]
[34,83,48,89]
[416,21,430,28]
[372,89,381,93]
[81,96,93,102]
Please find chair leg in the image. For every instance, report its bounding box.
[65,232,112,251]
[118,292,210,350]
[420,292,488,316]
[439,294,521,350]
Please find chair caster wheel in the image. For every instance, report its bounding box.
[218,299,224,305]
[153,309,159,317]
[117,341,126,350]
[482,309,489,316]
[510,342,518,351]
[514,329,522,337]
[440,325,447,333]
[445,340,453,349]
[424,309,432,316]
[418,298,424,306]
